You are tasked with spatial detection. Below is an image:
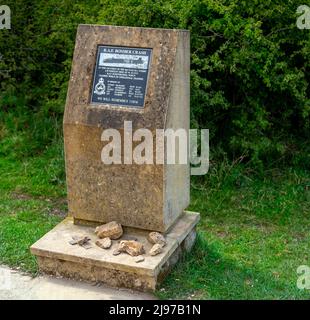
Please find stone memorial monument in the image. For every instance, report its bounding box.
[31,25,200,291]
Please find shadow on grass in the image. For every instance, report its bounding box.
[156,234,308,300]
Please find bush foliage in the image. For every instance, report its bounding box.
[0,0,309,167]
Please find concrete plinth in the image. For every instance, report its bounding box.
[30,211,199,292]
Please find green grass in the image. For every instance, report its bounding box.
[0,142,65,273]
[0,128,309,298]
[157,164,310,299]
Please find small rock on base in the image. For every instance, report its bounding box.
[95,221,123,240]
[148,232,167,247]
[118,240,145,257]
[112,249,121,256]
[149,243,163,256]
[96,237,112,249]
[69,236,92,249]
[134,255,145,263]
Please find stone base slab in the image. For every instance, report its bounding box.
[30,211,200,292]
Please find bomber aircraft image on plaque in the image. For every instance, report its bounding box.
[91,45,152,108]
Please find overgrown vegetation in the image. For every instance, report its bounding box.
[1,0,309,166]
[0,0,309,299]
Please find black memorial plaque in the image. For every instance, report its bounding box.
[91,45,152,108]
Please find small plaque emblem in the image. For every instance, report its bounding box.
[94,78,106,95]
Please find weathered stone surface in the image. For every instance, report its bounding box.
[69,237,80,245]
[147,232,167,247]
[77,236,91,246]
[95,221,123,240]
[30,211,200,292]
[134,255,145,263]
[36,256,155,291]
[64,25,190,232]
[81,242,93,250]
[182,229,196,252]
[95,237,112,249]
[149,244,163,256]
[118,240,145,257]
[69,236,92,249]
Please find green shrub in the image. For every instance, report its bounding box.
[0,0,309,167]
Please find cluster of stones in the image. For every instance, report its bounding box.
[93,221,167,263]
